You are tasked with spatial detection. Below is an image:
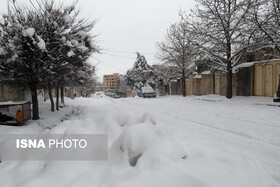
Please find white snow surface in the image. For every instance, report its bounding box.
[194,75,202,79]
[201,70,211,75]
[0,95,280,187]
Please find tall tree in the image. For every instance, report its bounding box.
[188,0,252,98]
[125,52,155,89]
[157,20,196,97]
[35,1,98,111]
[0,5,47,119]
[0,0,99,118]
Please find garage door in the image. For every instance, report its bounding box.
[186,79,193,95]
[265,65,273,97]
[254,65,263,96]
[215,74,220,94]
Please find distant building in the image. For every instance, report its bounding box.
[103,73,120,90]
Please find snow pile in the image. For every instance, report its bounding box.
[110,112,187,169]
[111,123,159,167]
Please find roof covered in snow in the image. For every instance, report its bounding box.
[0,101,30,106]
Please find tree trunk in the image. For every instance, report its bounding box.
[48,83,54,112]
[213,71,216,94]
[226,41,233,99]
[226,61,233,99]
[182,78,186,97]
[56,84,59,111]
[30,82,39,120]
[60,87,65,107]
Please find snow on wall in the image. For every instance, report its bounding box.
[201,70,211,75]
[233,62,255,73]
[194,75,202,79]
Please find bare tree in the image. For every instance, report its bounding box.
[187,0,252,99]
[153,64,181,86]
[156,20,196,97]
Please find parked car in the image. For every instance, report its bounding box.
[93,92,103,98]
[141,87,156,98]
[137,91,143,97]
[114,94,121,99]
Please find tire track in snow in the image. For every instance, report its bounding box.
[117,99,280,149]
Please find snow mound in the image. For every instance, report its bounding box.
[110,114,187,169]
[138,112,157,125]
[110,123,159,167]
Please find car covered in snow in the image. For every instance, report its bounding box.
[141,87,156,98]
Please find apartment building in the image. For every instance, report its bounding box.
[103,73,119,90]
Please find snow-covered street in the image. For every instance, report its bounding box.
[0,95,280,187]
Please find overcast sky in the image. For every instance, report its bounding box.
[0,0,196,82]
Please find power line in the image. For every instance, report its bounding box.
[92,57,125,72]
[102,52,158,61]
[103,49,156,55]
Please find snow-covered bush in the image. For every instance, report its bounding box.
[110,113,187,168]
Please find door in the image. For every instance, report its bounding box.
[215,74,220,94]
[186,79,192,95]
[265,64,273,97]
[254,65,263,96]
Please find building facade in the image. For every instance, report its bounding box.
[103,73,119,90]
